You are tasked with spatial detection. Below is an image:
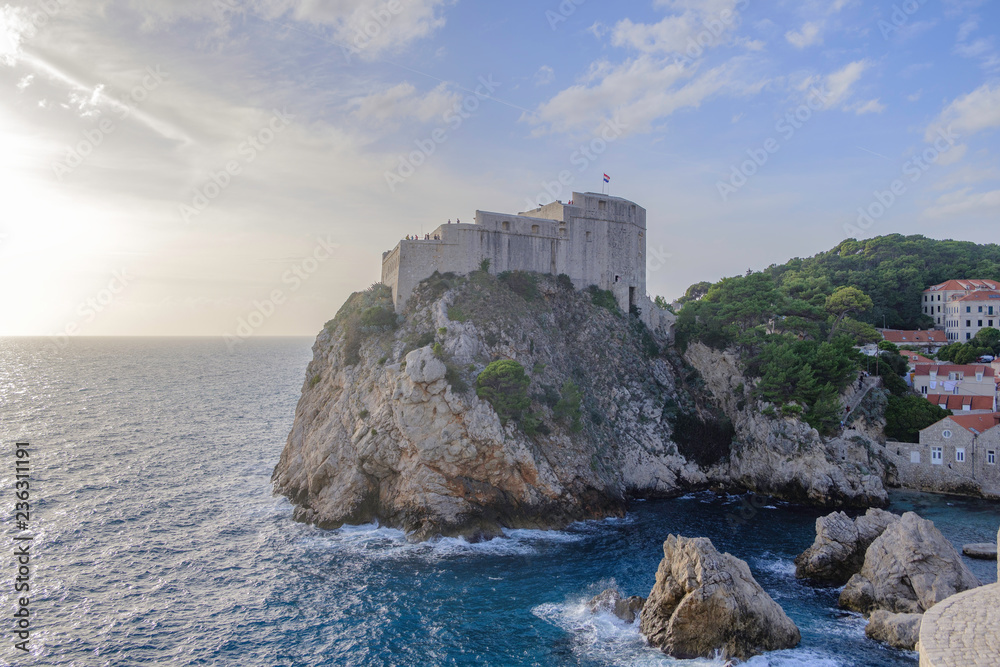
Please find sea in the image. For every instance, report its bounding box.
[0,337,997,667]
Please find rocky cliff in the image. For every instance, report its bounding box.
[273,272,890,540]
[685,343,889,508]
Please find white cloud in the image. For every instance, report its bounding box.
[823,59,870,108]
[610,0,744,55]
[924,187,1000,218]
[957,17,978,41]
[286,0,450,59]
[16,73,32,90]
[349,82,459,127]
[0,5,34,66]
[852,98,885,114]
[907,89,922,102]
[66,0,451,59]
[529,0,761,136]
[785,21,823,49]
[533,65,555,87]
[934,143,968,166]
[926,83,1000,141]
[527,55,761,137]
[956,37,993,58]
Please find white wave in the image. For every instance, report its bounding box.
[535,596,847,667]
[533,598,708,666]
[297,522,593,559]
[751,556,797,578]
[743,650,841,667]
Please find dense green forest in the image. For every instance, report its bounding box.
[674,234,1000,437]
[764,234,1000,330]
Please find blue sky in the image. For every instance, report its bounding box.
[1,0,998,337]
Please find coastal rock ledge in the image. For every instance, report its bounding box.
[639,535,800,660]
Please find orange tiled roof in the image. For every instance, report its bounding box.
[955,290,1000,302]
[927,395,996,411]
[946,413,1000,434]
[905,352,935,365]
[924,279,999,293]
[882,330,948,344]
[914,364,995,377]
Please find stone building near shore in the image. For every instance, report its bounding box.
[380,192,675,337]
[885,413,1000,498]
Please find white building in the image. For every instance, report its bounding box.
[947,290,1000,342]
[922,279,999,330]
[913,363,997,398]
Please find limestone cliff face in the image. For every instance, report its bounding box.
[684,343,889,508]
[273,275,889,540]
[273,276,706,540]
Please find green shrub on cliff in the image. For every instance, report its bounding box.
[476,360,530,425]
[587,286,618,312]
[324,283,396,366]
[498,271,540,301]
[553,380,583,432]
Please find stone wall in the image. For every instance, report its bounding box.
[380,191,676,339]
[882,425,1000,498]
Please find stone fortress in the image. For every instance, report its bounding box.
[381,192,676,338]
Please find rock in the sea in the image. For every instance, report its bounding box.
[865,610,922,651]
[839,512,980,615]
[962,543,998,560]
[639,535,801,660]
[587,589,645,624]
[795,509,899,584]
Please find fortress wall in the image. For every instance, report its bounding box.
[383,192,656,318]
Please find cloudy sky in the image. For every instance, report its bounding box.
[1,0,998,338]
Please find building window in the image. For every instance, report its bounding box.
[967,333,972,340]
[956,448,965,463]
[932,447,943,464]
[989,451,996,465]
[910,451,921,464]
[967,320,971,327]
[942,430,952,438]
[559,227,567,236]
[586,231,592,242]
[531,225,540,234]
[502,221,510,231]
[979,320,984,327]
[967,306,971,313]
[921,386,928,395]
[598,200,607,211]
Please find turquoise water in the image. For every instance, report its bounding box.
[0,337,996,666]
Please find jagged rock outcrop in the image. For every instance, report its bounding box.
[638,535,800,660]
[865,610,922,650]
[587,589,645,624]
[839,512,981,615]
[273,277,708,540]
[795,509,900,584]
[684,343,889,508]
[274,274,896,541]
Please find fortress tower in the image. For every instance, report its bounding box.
[381,192,674,337]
